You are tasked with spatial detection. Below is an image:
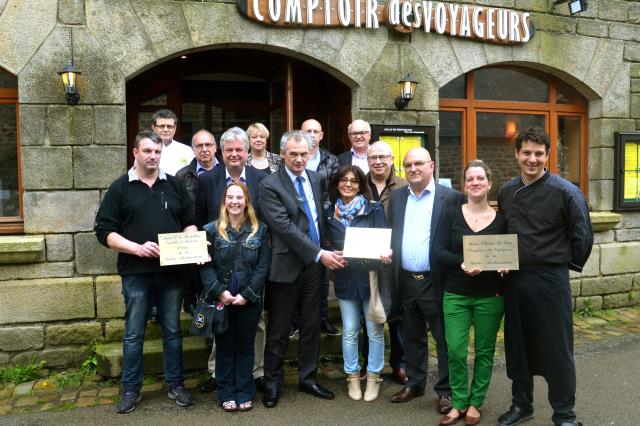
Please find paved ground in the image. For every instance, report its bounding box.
[1,307,640,425]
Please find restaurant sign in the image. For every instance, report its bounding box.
[237,0,535,44]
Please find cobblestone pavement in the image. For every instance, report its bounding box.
[1,306,639,417]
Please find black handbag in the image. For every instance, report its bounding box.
[189,232,244,337]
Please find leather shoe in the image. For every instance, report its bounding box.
[199,376,217,393]
[464,410,481,426]
[390,387,424,403]
[262,389,279,408]
[556,422,582,426]
[392,367,408,385]
[437,395,453,414]
[439,408,467,426]
[299,382,335,400]
[254,376,266,393]
[498,405,534,426]
[321,319,340,336]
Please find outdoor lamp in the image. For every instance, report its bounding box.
[58,61,81,106]
[394,74,419,110]
[553,0,587,15]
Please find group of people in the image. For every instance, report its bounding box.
[94,109,593,426]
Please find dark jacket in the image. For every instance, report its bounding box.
[325,199,387,300]
[200,221,271,303]
[175,158,201,205]
[315,148,340,183]
[259,167,327,283]
[337,151,351,168]
[367,171,407,218]
[388,183,464,308]
[195,165,267,228]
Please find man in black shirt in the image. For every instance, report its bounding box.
[95,130,197,414]
[497,127,593,426]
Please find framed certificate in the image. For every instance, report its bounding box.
[158,231,209,266]
[463,234,519,271]
[342,227,392,259]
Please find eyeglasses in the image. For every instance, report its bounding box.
[153,124,176,130]
[338,177,359,185]
[349,131,370,137]
[368,155,391,162]
[194,143,215,150]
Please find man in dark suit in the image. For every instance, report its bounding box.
[387,147,463,414]
[195,126,266,228]
[337,119,371,174]
[259,130,346,408]
[195,126,267,393]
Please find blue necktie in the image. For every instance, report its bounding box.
[295,176,320,246]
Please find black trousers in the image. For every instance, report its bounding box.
[400,271,450,396]
[263,262,322,391]
[504,267,576,424]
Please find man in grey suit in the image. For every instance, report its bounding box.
[387,147,463,414]
[259,130,346,408]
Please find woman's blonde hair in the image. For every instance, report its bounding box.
[246,122,270,140]
[217,182,259,241]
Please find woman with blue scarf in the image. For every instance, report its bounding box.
[326,165,390,402]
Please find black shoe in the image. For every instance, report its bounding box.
[321,319,340,336]
[556,423,582,426]
[299,382,335,400]
[262,389,279,408]
[289,326,299,339]
[498,405,534,426]
[149,305,158,322]
[199,376,217,393]
[254,377,266,393]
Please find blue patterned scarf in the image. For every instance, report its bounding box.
[334,194,367,227]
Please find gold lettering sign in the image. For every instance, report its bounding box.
[158,231,209,267]
[463,234,519,271]
[237,0,535,44]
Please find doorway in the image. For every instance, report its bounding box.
[126,48,352,164]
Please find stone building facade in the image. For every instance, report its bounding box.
[0,0,639,367]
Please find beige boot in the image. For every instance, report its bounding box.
[347,373,362,400]
[363,373,382,402]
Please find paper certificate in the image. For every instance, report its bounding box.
[463,234,519,271]
[158,231,209,266]
[343,227,392,259]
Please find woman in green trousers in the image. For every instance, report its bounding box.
[434,160,506,426]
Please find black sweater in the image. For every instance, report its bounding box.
[94,172,195,275]
[434,205,505,297]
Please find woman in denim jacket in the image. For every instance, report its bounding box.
[200,183,271,412]
[325,165,391,402]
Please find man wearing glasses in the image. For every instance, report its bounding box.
[176,130,219,314]
[387,147,462,414]
[338,119,372,174]
[152,109,194,176]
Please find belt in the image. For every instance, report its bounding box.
[404,270,431,281]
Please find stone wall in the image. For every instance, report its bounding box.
[0,0,639,367]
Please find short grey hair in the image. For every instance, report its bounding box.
[219,127,249,151]
[368,140,393,156]
[191,129,216,147]
[280,130,313,153]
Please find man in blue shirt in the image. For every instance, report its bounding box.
[387,147,463,414]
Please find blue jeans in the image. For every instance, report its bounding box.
[215,301,262,404]
[121,272,184,392]
[338,298,384,375]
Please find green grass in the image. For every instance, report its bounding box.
[0,356,46,385]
